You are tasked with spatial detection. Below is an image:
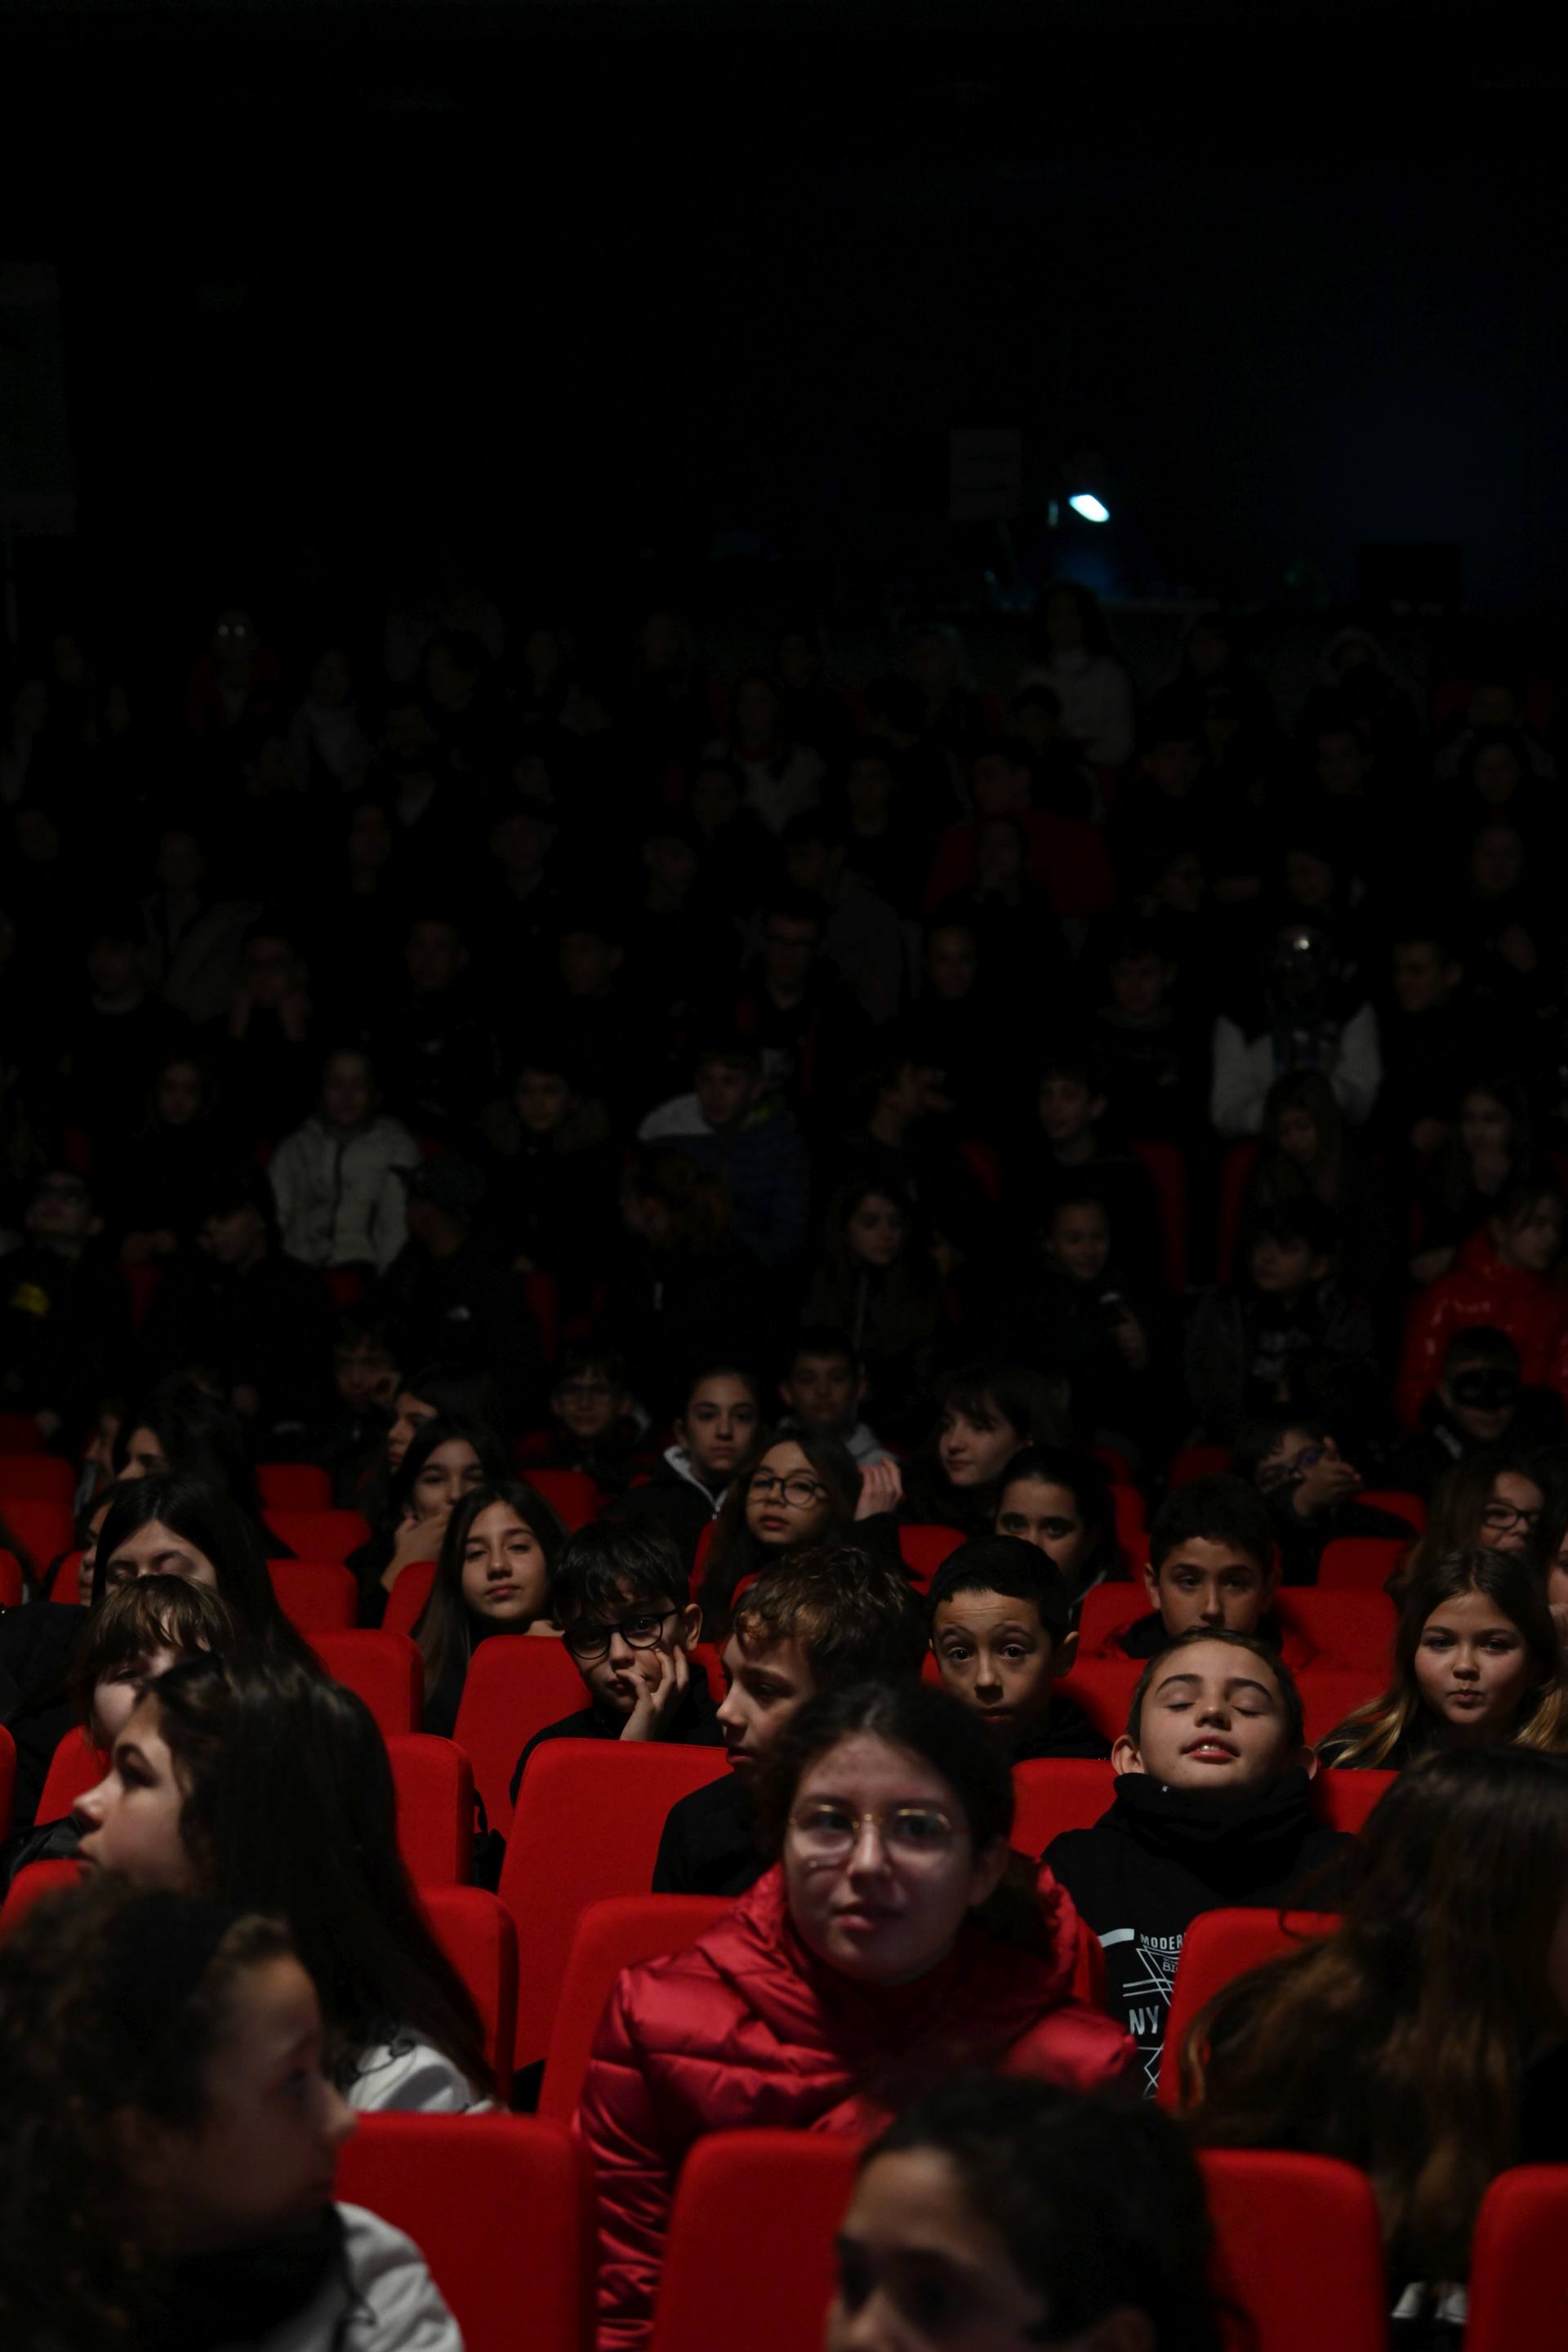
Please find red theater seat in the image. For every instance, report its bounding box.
[1317,1536,1409,1592]
[649,2131,857,2352]
[268,1559,358,1633]
[265,1507,370,1564]
[0,1456,74,1507]
[1158,1907,1340,2109]
[1465,2166,1568,2352]
[896,1523,963,1591]
[0,1549,23,1609]
[0,1724,13,1835]
[0,1856,80,1936]
[452,1635,588,1837]
[518,1468,603,1530]
[0,1498,74,1576]
[336,2114,591,2352]
[382,1558,437,1641]
[311,1630,421,1737]
[34,1730,105,1824]
[421,1886,518,2091]
[388,1734,474,1886]
[501,1739,729,2071]
[537,1893,729,2124]
[256,1462,333,1511]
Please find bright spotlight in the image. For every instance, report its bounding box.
[1067,492,1111,524]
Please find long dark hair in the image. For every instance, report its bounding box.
[909,1362,1068,1530]
[378,1413,511,1544]
[412,1479,567,1696]
[701,1428,861,1631]
[1323,1545,1567,1766]
[115,1379,265,1522]
[148,1655,491,2096]
[754,1679,1054,1958]
[91,1472,318,1671]
[0,1878,296,2346]
[865,2076,1223,2352]
[1187,1746,1568,2283]
[1399,1449,1543,1585]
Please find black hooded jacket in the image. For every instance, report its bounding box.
[1044,1767,1352,2096]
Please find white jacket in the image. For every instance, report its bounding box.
[350,2035,493,2116]
[243,2204,461,2352]
[270,1116,421,1272]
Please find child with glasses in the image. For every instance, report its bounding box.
[517,1345,654,1496]
[576,1680,1133,2352]
[507,1519,723,1804]
[699,1428,889,1633]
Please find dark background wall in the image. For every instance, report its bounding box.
[7,0,1566,637]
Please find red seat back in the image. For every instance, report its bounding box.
[1158,1907,1340,2108]
[336,2114,591,2352]
[0,1548,23,1609]
[0,1412,46,1453]
[48,1549,84,1604]
[1317,1536,1408,1591]
[311,1630,421,1737]
[1011,1756,1115,1854]
[267,1558,359,1633]
[452,1635,588,1836]
[1077,1583,1151,1654]
[1356,1487,1426,1532]
[122,1259,164,1330]
[649,2130,858,2352]
[896,1523,963,1592]
[1130,1138,1187,1293]
[35,1729,105,1824]
[519,1468,601,1530]
[521,1270,560,1361]
[256,1462,333,1511]
[0,1856,81,1936]
[1216,1140,1258,1282]
[1276,1588,1396,1673]
[265,1507,370,1564]
[0,1456,74,1507]
[382,1558,438,1641]
[0,1497,74,1577]
[1300,1669,1384,1748]
[537,1893,730,2123]
[421,1885,518,2092]
[1111,1484,1147,1561]
[1167,1444,1232,1487]
[501,1739,729,2070]
[1200,2149,1388,2352]
[1052,1655,1140,1741]
[388,1734,474,1886]
[1465,2165,1568,2352]
[1312,1766,1395,1835]
[0,1723,13,1835]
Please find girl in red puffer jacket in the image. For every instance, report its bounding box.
[574,1681,1134,2352]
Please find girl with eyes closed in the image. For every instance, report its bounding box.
[1318,1547,1568,1769]
[575,1679,1133,2352]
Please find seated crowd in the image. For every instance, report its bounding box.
[2,586,1568,2348]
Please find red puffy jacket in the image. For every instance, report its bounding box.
[1396,1229,1568,1428]
[574,1860,1134,2351]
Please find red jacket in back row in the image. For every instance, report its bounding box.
[574,1860,1134,2352]
[1396,1229,1568,1429]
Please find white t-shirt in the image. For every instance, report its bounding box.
[245,2204,461,2351]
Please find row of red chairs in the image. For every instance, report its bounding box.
[318,2109,1563,2352]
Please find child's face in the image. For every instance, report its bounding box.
[1037,1076,1100,1147]
[321,1054,372,1129]
[141,1957,354,2256]
[1438,1365,1517,1446]
[553,1369,624,1441]
[156,1062,204,1127]
[459,1502,550,1628]
[1047,1202,1110,1284]
[1146,1539,1277,1640]
[516,1070,573,1136]
[847,1193,906,1268]
[1550,1530,1568,1611]
[1275,1106,1318,1164]
[932,1590,1062,1744]
[386,1390,435,1473]
[1496,1197,1564,1276]
[782,1352,862,1435]
[746,1441,832,1548]
[1392,942,1453,1014]
[1249,1232,1319,1295]
[994,1477,1089,1582]
[1114,1639,1299,1791]
[403,1439,483,1528]
[676,1377,759,1483]
[1477,1470,1544,1553]
[695,1058,758,1133]
[561,1584,699,1716]
[938,1408,1022,1490]
[923,927,976,1000]
[76,1697,194,1889]
[1459,1090,1511,1156]
[1109,954,1170,1019]
[716,1629,813,1770]
[335,1343,399,1414]
[559,931,620,997]
[91,1640,182,1748]
[1414,1588,1539,1739]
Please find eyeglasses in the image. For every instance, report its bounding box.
[1256,1446,1324,1493]
[1481,1502,1540,1534]
[787,1801,960,1864]
[751,1471,826,1508]
[562,1606,678,1664]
